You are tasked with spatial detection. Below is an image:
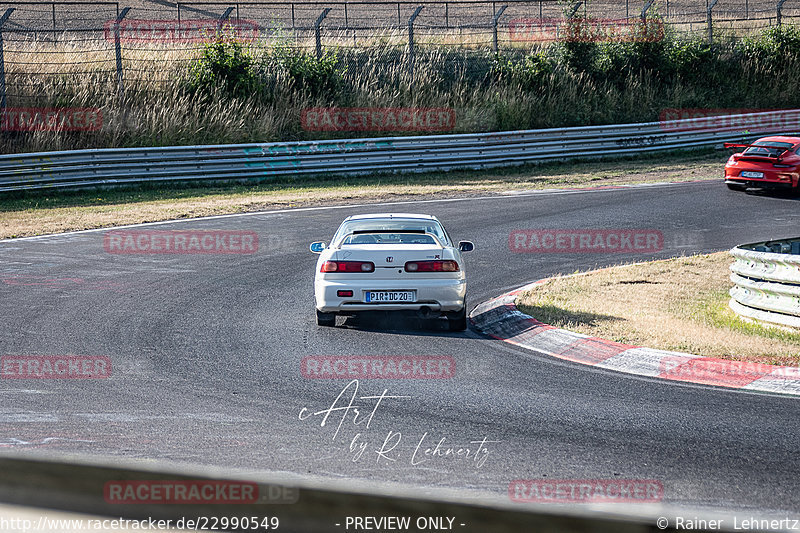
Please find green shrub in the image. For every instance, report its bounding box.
[272,47,344,98]
[556,17,600,73]
[187,38,262,98]
[492,51,554,90]
[738,24,800,66]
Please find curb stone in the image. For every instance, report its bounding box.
[469,276,800,396]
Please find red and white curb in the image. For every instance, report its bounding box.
[469,278,800,396]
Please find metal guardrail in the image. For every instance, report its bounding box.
[0,454,704,533]
[2,109,800,193]
[730,238,800,329]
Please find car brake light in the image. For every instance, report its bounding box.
[321,261,374,273]
[404,260,459,272]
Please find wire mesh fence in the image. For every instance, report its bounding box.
[0,0,798,153]
[1,0,799,104]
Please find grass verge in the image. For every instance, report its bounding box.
[0,149,722,240]
[516,252,800,366]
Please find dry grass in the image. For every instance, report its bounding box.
[0,149,721,239]
[516,252,800,365]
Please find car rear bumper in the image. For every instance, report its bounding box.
[725,178,794,190]
[315,278,466,313]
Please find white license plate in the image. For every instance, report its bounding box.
[365,291,415,303]
[741,171,764,178]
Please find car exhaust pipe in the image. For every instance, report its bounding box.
[417,306,435,319]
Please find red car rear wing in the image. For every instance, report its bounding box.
[723,142,793,159]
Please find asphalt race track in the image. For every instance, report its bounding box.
[1,180,799,516]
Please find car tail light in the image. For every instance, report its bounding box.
[404,260,459,272]
[774,163,793,168]
[337,290,354,297]
[321,261,374,273]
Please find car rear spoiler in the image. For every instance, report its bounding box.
[724,142,792,160]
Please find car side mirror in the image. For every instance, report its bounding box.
[458,241,474,252]
[310,241,326,253]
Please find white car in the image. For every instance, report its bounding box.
[310,213,474,330]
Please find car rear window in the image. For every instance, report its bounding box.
[335,219,449,245]
[341,233,438,245]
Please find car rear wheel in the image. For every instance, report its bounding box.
[316,309,336,327]
[447,306,467,331]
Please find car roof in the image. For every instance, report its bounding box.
[344,213,438,221]
[755,136,800,144]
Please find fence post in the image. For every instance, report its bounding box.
[177,2,181,24]
[492,5,507,53]
[217,6,234,33]
[408,6,423,80]
[641,0,654,21]
[0,8,14,113]
[113,7,131,104]
[777,0,787,26]
[707,0,717,45]
[315,8,330,58]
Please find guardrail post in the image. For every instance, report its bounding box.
[217,6,234,34]
[408,6,423,80]
[777,0,788,26]
[114,7,131,104]
[707,0,718,44]
[492,5,507,53]
[314,8,330,59]
[0,8,14,112]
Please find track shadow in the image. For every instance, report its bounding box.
[518,304,623,329]
[336,312,468,337]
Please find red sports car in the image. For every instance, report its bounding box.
[724,136,800,191]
